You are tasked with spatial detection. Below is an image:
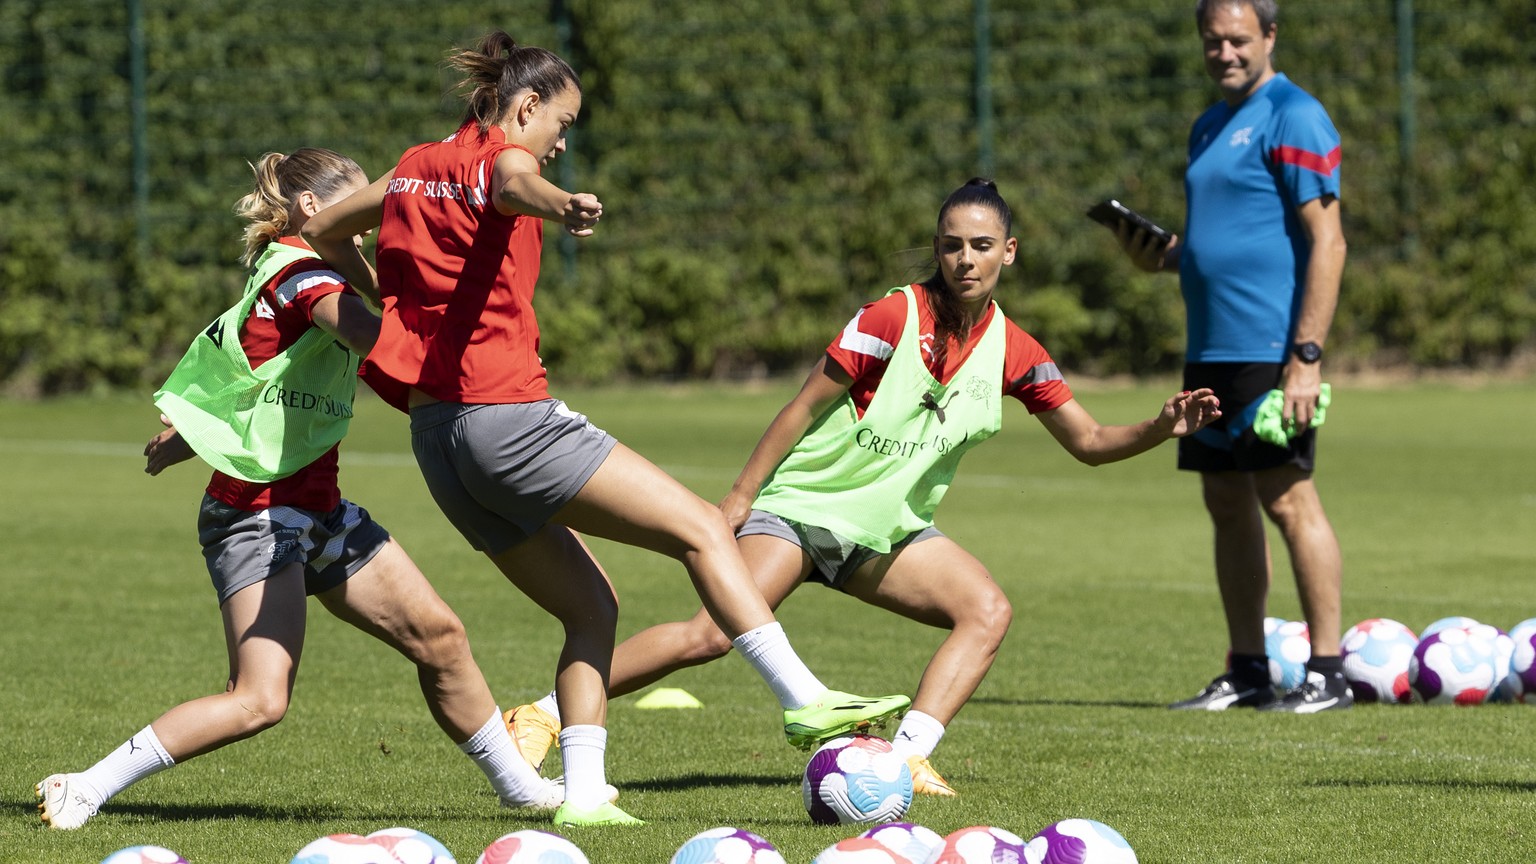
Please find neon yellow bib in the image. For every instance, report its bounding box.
[154,243,359,482]
[754,286,1005,552]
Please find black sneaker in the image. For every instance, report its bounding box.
[1257,670,1354,714]
[1168,671,1278,711]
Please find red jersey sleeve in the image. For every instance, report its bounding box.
[1002,318,1073,413]
[824,292,908,415]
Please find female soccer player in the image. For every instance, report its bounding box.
[36,149,572,831]
[301,32,907,827]
[508,178,1222,797]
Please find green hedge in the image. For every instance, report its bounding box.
[1,0,1531,395]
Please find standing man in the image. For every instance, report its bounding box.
[1116,0,1350,712]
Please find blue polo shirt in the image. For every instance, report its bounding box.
[1180,73,1341,362]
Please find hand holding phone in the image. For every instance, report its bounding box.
[1087,199,1173,247]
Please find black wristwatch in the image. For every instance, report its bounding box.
[1291,341,1324,364]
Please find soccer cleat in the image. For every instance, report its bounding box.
[1167,672,1277,711]
[504,703,560,772]
[783,690,912,750]
[1257,670,1355,714]
[552,800,645,827]
[36,774,100,830]
[906,756,958,797]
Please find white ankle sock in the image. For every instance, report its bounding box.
[890,710,945,760]
[78,724,175,805]
[558,725,609,809]
[732,622,826,709]
[535,692,561,723]
[459,711,548,805]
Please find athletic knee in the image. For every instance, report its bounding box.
[404,607,475,672]
[966,588,1013,646]
[229,684,291,733]
[681,619,735,663]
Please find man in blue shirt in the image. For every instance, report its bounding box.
[1115,0,1351,713]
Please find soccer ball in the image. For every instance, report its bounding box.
[1341,618,1418,704]
[1264,617,1312,690]
[803,735,914,825]
[1409,625,1502,704]
[101,848,189,864]
[860,822,945,864]
[1501,618,1536,703]
[1026,819,1138,864]
[291,834,402,864]
[368,827,456,864]
[476,831,588,864]
[813,837,918,864]
[1475,623,1516,702]
[1420,616,1480,639]
[671,827,786,864]
[920,826,1028,864]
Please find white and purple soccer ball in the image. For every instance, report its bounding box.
[860,822,945,864]
[1420,616,1480,639]
[1263,617,1312,690]
[813,837,917,864]
[921,826,1028,864]
[290,834,402,864]
[101,848,190,864]
[1026,820,1138,864]
[1409,624,1502,704]
[1341,618,1418,704]
[368,827,455,864]
[671,827,786,864]
[475,831,588,864]
[1500,618,1536,703]
[803,735,913,825]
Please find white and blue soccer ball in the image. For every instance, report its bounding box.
[101,847,190,864]
[368,827,455,864]
[1500,618,1536,703]
[476,831,588,864]
[1263,617,1311,690]
[1420,616,1480,639]
[1341,618,1418,704]
[1409,624,1502,704]
[860,822,944,864]
[290,834,402,864]
[803,735,913,825]
[1026,819,1138,864]
[813,837,916,864]
[921,826,1028,864]
[671,827,786,864]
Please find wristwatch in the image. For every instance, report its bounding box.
[1291,341,1324,364]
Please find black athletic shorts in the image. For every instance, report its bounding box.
[1178,362,1316,473]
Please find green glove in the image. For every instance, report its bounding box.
[1253,383,1331,447]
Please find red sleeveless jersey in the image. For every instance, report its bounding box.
[364,122,549,412]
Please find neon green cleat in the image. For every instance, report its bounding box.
[504,703,561,772]
[783,690,911,750]
[553,800,645,827]
[906,755,958,797]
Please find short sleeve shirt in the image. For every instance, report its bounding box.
[205,237,351,512]
[1180,73,1342,362]
[824,283,1073,417]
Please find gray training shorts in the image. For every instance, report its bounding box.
[738,509,943,589]
[409,399,618,556]
[197,495,390,605]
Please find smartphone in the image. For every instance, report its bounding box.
[1087,199,1173,246]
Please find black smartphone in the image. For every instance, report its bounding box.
[1087,199,1173,246]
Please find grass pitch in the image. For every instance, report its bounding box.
[2,378,1533,863]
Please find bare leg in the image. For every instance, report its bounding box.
[1200,471,1271,657]
[1254,466,1343,656]
[315,538,494,742]
[607,534,811,698]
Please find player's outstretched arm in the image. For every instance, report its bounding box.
[302,171,391,308]
[492,148,602,237]
[1035,389,1221,467]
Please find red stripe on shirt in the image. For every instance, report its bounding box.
[1270,144,1341,177]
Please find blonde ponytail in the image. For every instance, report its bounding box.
[233,148,364,266]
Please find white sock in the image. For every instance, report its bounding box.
[890,710,945,760]
[558,725,609,810]
[535,692,561,723]
[459,711,548,805]
[732,622,826,709]
[78,725,175,805]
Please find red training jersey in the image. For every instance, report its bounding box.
[363,122,549,413]
[825,283,1074,417]
[205,236,352,512]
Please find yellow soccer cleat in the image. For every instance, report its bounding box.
[504,703,561,772]
[906,756,958,797]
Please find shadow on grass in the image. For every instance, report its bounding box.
[626,771,796,793]
[1308,778,1536,792]
[970,696,1168,709]
[0,796,414,824]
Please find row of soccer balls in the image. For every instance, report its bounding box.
[96,821,1138,864]
[1264,615,1536,705]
